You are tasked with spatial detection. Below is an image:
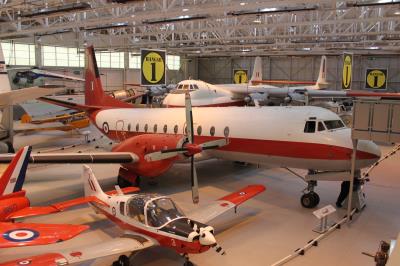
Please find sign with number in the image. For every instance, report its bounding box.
[342,53,353,90]
[233,69,248,84]
[365,68,387,90]
[140,49,166,86]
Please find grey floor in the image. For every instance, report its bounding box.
[1,104,399,266]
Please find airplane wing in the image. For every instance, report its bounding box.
[187,185,265,224]
[252,80,316,85]
[0,235,155,266]
[0,152,138,164]
[34,70,85,82]
[0,222,88,248]
[8,187,139,220]
[0,86,65,106]
[286,89,400,99]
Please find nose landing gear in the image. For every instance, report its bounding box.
[301,181,320,208]
[112,255,130,266]
[182,253,194,266]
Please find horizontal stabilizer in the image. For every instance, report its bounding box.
[0,152,138,164]
[0,86,65,107]
[0,222,88,248]
[8,196,109,220]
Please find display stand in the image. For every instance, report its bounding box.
[312,205,336,233]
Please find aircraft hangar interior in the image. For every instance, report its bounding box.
[1,1,400,266]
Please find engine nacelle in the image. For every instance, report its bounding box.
[112,134,185,178]
[0,196,30,221]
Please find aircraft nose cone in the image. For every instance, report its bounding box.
[359,140,381,160]
[199,230,216,246]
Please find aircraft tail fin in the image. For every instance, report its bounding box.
[85,46,133,108]
[315,56,328,88]
[0,44,11,93]
[82,165,107,199]
[250,57,262,82]
[0,146,31,196]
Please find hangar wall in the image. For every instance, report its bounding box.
[196,55,400,91]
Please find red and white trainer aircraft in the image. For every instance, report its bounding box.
[36,46,381,208]
[0,165,265,266]
[0,146,88,248]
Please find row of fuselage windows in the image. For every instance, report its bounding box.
[123,122,230,137]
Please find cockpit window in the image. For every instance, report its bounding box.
[318,122,325,131]
[127,196,146,223]
[193,84,199,90]
[324,120,345,130]
[190,85,194,90]
[304,121,316,133]
[177,84,183,90]
[182,84,189,90]
[146,198,184,227]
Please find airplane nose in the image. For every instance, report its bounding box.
[358,140,381,160]
[199,230,216,246]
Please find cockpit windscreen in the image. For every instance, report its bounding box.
[323,120,345,130]
[146,198,185,227]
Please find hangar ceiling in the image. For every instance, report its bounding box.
[0,0,400,56]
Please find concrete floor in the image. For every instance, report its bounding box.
[1,113,399,265]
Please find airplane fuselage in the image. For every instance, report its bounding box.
[92,106,380,171]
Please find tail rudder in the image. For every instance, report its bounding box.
[82,165,107,198]
[0,44,11,93]
[315,56,328,88]
[85,46,133,108]
[0,146,31,196]
[250,56,262,82]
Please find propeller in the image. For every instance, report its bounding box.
[145,92,228,203]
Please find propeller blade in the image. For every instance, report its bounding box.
[200,139,229,150]
[144,151,180,162]
[191,156,199,204]
[185,92,194,143]
[213,243,226,256]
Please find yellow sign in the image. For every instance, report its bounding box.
[233,69,248,84]
[342,53,352,90]
[141,49,166,86]
[365,69,387,90]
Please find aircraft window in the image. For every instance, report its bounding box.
[127,124,131,132]
[318,122,325,131]
[177,84,183,90]
[127,197,145,223]
[304,121,316,133]
[224,126,229,137]
[146,198,184,227]
[120,202,125,216]
[324,120,345,130]
[197,125,202,136]
[144,124,148,132]
[174,125,178,134]
[183,84,189,90]
[136,123,139,132]
[163,125,168,133]
[193,84,199,90]
[190,85,194,90]
[210,126,215,136]
[153,124,157,133]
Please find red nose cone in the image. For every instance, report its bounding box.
[185,144,202,156]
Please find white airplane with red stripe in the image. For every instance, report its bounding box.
[0,165,265,266]
[39,46,381,209]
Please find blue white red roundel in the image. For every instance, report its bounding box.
[3,229,39,242]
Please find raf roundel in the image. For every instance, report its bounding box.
[3,229,39,242]
[103,122,109,134]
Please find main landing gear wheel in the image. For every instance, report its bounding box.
[183,261,194,266]
[301,192,320,208]
[112,255,130,266]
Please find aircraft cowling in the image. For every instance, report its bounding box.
[112,134,186,178]
[285,92,306,104]
[0,196,30,221]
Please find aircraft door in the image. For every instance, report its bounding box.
[115,120,126,141]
